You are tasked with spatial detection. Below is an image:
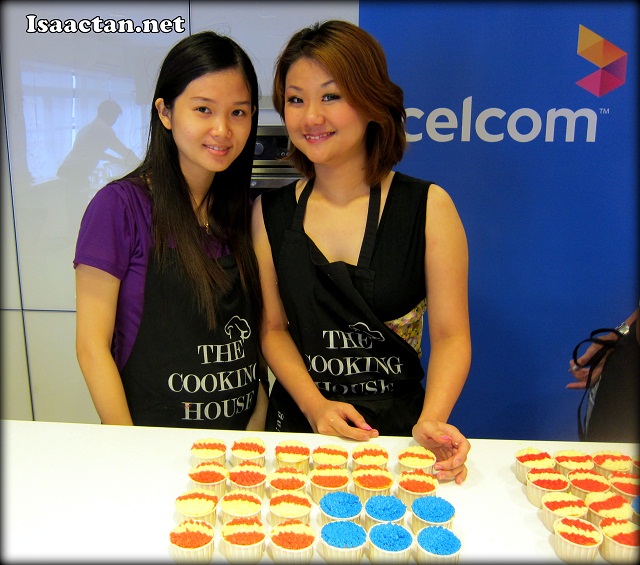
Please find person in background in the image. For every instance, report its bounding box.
[568,305,639,442]
[75,31,268,430]
[252,20,471,483]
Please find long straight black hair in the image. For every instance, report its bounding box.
[127,31,261,330]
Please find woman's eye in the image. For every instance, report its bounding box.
[231,109,246,117]
[323,93,340,102]
[286,96,302,104]
[196,106,211,114]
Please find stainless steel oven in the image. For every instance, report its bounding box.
[251,125,301,199]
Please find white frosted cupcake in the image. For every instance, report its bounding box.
[593,451,633,478]
[397,468,438,507]
[540,492,588,533]
[351,443,389,470]
[609,471,640,503]
[228,461,267,497]
[267,466,308,497]
[188,460,229,498]
[174,489,219,526]
[415,525,463,564]
[268,518,316,563]
[568,469,611,500]
[230,437,266,466]
[309,464,351,504]
[269,491,314,526]
[553,516,603,563]
[275,440,311,473]
[319,520,367,563]
[526,468,570,508]
[364,495,407,532]
[168,519,214,563]
[599,517,640,563]
[219,489,262,524]
[220,515,266,564]
[312,443,349,469]
[352,464,394,502]
[585,491,633,526]
[190,438,226,465]
[553,449,594,476]
[514,447,554,484]
[397,445,436,474]
[367,522,414,564]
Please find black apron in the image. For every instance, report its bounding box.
[266,179,425,436]
[121,249,259,429]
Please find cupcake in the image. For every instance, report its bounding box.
[553,516,603,563]
[411,496,456,534]
[632,496,640,525]
[568,469,610,500]
[352,464,394,502]
[219,515,266,564]
[312,443,349,469]
[585,491,633,526]
[230,437,266,466]
[540,492,588,533]
[319,520,367,563]
[318,491,363,525]
[269,491,314,526]
[351,443,389,470]
[599,517,640,563]
[364,495,407,532]
[397,468,438,507]
[309,464,351,504]
[397,445,436,474]
[228,461,267,497]
[268,518,316,563]
[553,449,594,476]
[188,460,229,498]
[190,438,226,465]
[609,472,640,503]
[526,467,570,508]
[275,440,311,473]
[267,466,308,497]
[367,522,414,564]
[219,489,262,524]
[168,519,215,563]
[593,451,633,478]
[415,525,462,564]
[514,447,555,484]
[174,489,219,526]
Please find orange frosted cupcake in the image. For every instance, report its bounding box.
[230,437,266,466]
[174,489,219,525]
[267,467,308,497]
[219,489,262,524]
[275,440,311,473]
[526,468,570,508]
[553,449,594,476]
[514,447,554,484]
[593,451,633,478]
[351,443,389,469]
[396,468,438,506]
[608,472,640,503]
[268,518,316,563]
[352,464,394,502]
[312,443,349,469]
[309,464,350,504]
[220,515,266,564]
[269,491,314,525]
[228,461,267,497]
[585,491,633,526]
[568,468,610,500]
[190,438,226,465]
[188,460,229,498]
[397,445,436,473]
[553,516,603,563]
[168,519,214,563]
[599,517,640,563]
[540,492,588,532]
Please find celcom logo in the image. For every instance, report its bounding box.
[576,24,627,97]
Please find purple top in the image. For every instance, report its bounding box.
[74,178,227,371]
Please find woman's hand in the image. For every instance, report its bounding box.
[306,398,379,441]
[412,419,470,484]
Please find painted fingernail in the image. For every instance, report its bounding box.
[441,435,452,441]
[362,424,372,431]
[434,464,442,471]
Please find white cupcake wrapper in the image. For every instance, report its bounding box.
[318,537,366,564]
[220,536,265,564]
[168,538,214,564]
[268,540,315,564]
[600,530,640,563]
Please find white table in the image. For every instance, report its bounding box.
[1,419,637,563]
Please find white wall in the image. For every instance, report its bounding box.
[0,1,357,423]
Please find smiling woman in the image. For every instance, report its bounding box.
[73,31,268,430]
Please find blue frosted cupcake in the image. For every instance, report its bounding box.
[319,520,367,563]
[319,491,363,525]
[364,495,407,531]
[411,496,456,534]
[367,522,414,563]
[416,526,462,563]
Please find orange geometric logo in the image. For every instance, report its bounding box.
[576,25,627,97]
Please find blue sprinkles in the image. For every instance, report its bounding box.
[412,496,455,523]
[632,496,639,514]
[417,526,461,555]
[365,495,406,522]
[368,523,413,552]
[321,520,367,548]
[319,491,362,519]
